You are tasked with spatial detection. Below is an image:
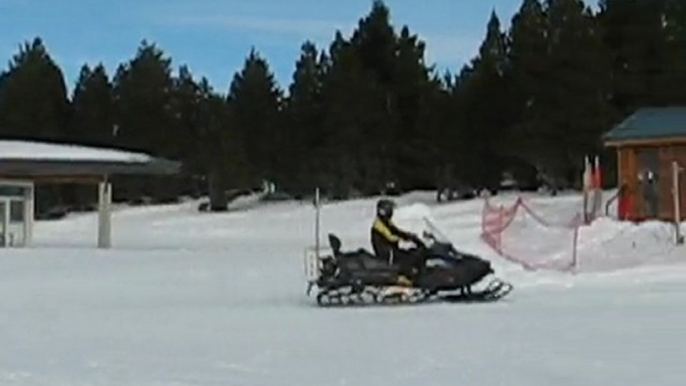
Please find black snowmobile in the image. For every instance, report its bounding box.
[306,227,513,307]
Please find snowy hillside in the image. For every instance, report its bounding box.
[1,191,685,386]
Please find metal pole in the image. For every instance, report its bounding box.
[582,155,590,224]
[571,214,580,272]
[315,187,320,257]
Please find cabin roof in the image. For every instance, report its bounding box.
[603,107,686,145]
[0,140,180,179]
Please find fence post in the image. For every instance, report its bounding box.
[571,214,580,272]
[498,205,504,254]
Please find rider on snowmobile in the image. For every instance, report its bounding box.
[371,199,426,285]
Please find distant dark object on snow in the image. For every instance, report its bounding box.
[436,183,477,202]
[197,188,254,212]
[197,201,210,212]
[35,205,69,220]
[382,181,401,196]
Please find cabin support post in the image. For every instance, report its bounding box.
[673,162,684,245]
[98,175,112,249]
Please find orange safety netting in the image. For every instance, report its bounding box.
[481,196,583,272]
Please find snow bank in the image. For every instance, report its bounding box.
[477,190,685,274]
[576,216,685,272]
[227,192,264,211]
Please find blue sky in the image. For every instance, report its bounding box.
[0,0,595,95]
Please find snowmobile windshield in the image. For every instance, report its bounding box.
[422,217,451,244]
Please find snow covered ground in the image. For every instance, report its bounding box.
[1,191,685,386]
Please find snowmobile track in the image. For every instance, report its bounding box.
[313,278,513,308]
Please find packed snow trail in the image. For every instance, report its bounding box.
[0,193,684,386]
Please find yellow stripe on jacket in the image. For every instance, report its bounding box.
[373,218,400,243]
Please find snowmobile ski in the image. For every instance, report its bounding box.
[439,278,513,303]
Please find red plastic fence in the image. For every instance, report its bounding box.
[481,196,583,272]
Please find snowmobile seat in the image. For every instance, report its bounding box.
[328,233,343,255]
[327,234,400,272]
[327,234,374,257]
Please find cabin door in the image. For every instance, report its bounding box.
[637,148,660,219]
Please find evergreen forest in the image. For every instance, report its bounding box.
[1,0,685,212]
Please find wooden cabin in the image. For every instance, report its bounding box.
[603,107,686,222]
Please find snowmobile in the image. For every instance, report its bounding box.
[304,221,513,307]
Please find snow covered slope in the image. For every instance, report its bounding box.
[0,192,684,386]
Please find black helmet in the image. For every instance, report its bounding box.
[376,198,396,219]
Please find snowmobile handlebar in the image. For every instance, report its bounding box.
[400,231,437,251]
[407,233,427,250]
[422,231,436,241]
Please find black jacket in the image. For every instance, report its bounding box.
[371,216,414,261]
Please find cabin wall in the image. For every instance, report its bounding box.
[617,147,638,220]
[616,144,686,222]
[658,145,686,221]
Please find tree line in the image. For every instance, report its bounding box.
[0,0,685,212]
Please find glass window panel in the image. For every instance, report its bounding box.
[0,186,25,197]
[0,202,5,246]
[10,201,24,223]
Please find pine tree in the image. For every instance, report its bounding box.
[507,0,549,166]
[112,40,176,155]
[542,0,613,186]
[417,73,452,193]
[170,65,211,197]
[455,11,510,190]
[203,89,244,211]
[392,26,440,190]
[319,32,386,197]
[663,0,686,104]
[599,0,669,113]
[70,63,114,146]
[351,0,397,86]
[0,37,69,142]
[60,63,116,209]
[0,38,71,214]
[227,49,283,189]
[283,41,327,195]
[112,40,178,202]
[346,1,399,193]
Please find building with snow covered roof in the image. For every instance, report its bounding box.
[603,107,686,223]
[0,140,180,248]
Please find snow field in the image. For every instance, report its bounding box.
[0,191,684,385]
